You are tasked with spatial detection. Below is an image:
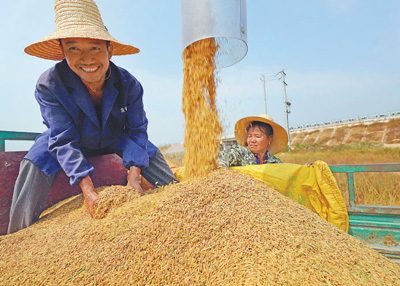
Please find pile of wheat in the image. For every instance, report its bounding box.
[182,38,222,179]
[93,185,141,219]
[1,169,399,285]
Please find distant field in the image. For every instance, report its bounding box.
[290,117,400,147]
[279,143,400,206]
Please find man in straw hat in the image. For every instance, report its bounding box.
[8,0,177,233]
[219,114,288,167]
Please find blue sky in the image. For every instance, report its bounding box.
[1,0,399,150]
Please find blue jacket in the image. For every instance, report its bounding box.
[25,60,158,186]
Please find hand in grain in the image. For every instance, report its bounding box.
[79,175,99,217]
[127,166,144,195]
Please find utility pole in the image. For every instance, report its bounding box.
[276,69,291,148]
[260,74,267,114]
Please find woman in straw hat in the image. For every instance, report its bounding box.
[8,0,177,234]
[219,114,288,167]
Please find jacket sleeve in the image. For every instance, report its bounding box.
[267,154,283,164]
[218,145,244,168]
[35,84,94,186]
[121,80,150,170]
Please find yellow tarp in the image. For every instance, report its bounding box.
[174,160,349,232]
[231,161,349,232]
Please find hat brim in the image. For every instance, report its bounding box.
[25,27,139,60]
[234,116,288,155]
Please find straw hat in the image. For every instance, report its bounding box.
[234,114,288,155]
[24,0,139,60]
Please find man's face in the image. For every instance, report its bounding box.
[61,38,113,85]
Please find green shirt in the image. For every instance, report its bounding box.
[218,145,282,168]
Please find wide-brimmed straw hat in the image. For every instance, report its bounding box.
[24,0,139,60]
[234,114,288,155]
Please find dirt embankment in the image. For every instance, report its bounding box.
[290,117,400,148]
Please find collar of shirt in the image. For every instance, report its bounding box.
[254,151,271,164]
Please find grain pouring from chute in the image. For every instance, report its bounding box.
[180,0,248,179]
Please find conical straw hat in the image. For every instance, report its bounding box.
[25,0,139,60]
[234,114,288,155]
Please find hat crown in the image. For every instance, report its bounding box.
[25,0,140,60]
[54,0,106,32]
[257,114,274,122]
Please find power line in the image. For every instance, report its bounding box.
[262,70,292,148]
[277,70,291,148]
[260,74,267,114]
[260,72,283,114]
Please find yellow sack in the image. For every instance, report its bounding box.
[232,160,349,232]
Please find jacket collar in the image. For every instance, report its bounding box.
[62,60,119,129]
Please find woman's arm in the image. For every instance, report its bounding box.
[218,145,248,168]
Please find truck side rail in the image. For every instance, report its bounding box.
[329,163,400,213]
[0,131,41,152]
[329,163,400,264]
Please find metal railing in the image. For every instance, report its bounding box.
[329,163,400,213]
[291,110,400,131]
[0,131,40,152]
[329,163,400,264]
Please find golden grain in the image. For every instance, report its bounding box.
[1,169,399,285]
[182,38,222,179]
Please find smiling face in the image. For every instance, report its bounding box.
[246,125,273,155]
[61,38,113,87]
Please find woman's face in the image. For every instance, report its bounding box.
[246,126,273,155]
[61,38,113,86]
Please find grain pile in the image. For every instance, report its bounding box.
[182,38,222,179]
[93,185,141,219]
[1,169,399,285]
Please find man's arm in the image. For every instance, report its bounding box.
[35,83,94,186]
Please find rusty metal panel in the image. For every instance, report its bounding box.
[330,163,400,264]
[0,151,130,235]
[348,205,400,215]
[348,211,400,264]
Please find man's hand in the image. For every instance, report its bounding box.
[127,166,144,195]
[79,176,99,217]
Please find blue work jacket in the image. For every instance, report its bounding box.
[25,60,157,186]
